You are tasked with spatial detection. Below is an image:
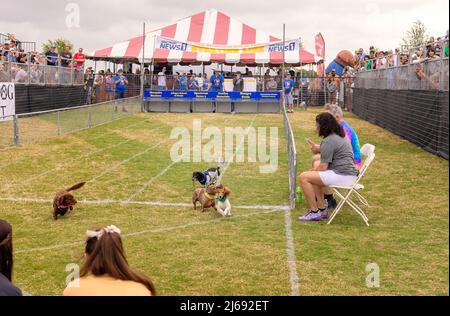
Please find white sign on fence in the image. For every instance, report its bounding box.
[0,83,15,122]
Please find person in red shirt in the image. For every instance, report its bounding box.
[73,48,86,71]
[73,48,86,84]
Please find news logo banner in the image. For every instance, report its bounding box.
[0,83,15,122]
[155,36,301,54]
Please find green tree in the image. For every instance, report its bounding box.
[42,39,74,54]
[401,20,429,50]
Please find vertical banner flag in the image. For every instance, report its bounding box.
[315,33,325,59]
[0,83,15,122]
[317,63,325,77]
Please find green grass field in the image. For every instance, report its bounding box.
[0,108,448,296]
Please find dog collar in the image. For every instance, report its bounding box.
[204,192,215,200]
[58,205,68,209]
[217,196,227,203]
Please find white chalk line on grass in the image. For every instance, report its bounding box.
[284,208,300,296]
[0,116,154,168]
[125,161,177,202]
[87,138,168,183]
[122,114,240,203]
[14,207,287,254]
[215,114,300,296]
[3,138,133,189]
[217,114,258,184]
[0,196,285,210]
[1,120,163,189]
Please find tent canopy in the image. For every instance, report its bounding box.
[89,9,315,66]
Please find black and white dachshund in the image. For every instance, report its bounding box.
[192,162,225,188]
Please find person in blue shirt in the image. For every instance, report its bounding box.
[45,46,58,66]
[178,73,188,90]
[209,70,224,92]
[202,74,209,90]
[188,74,199,90]
[284,74,295,113]
[114,69,129,112]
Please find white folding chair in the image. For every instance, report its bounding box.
[327,144,376,226]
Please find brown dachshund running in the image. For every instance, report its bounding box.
[192,185,220,213]
[53,182,86,220]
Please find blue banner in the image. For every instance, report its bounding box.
[144,90,280,102]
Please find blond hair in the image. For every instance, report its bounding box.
[324,104,344,119]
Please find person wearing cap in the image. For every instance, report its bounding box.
[114,69,128,100]
[60,46,73,68]
[284,73,295,113]
[209,70,224,113]
[0,43,11,62]
[209,69,224,92]
[45,46,58,66]
[230,71,244,114]
[157,67,167,91]
[188,73,199,90]
[73,48,86,73]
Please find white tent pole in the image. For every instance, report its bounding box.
[262,63,265,92]
[150,35,156,91]
[140,22,146,98]
[282,24,286,109]
[298,37,302,108]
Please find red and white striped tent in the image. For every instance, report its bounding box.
[89,9,315,65]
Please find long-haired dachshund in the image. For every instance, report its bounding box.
[215,185,232,217]
[53,182,86,220]
[192,185,220,213]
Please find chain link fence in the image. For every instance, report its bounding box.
[0,96,141,149]
[353,56,449,160]
[283,101,298,210]
[355,57,449,91]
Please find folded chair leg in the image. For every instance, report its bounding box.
[354,191,370,207]
[328,189,353,225]
[347,197,369,222]
[347,198,370,226]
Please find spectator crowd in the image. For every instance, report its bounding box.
[355,31,449,72]
[1,33,86,84]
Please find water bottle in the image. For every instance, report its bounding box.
[323,199,329,210]
[296,187,302,204]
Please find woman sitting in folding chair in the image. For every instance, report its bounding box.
[299,113,359,222]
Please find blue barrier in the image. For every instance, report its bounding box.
[144,90,280,102]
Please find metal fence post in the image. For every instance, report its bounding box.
[439,52,445,91]
[88,105,93,128]
[71,57,74,86]
[43,57,47,85]
[13,115,20,145]
[27,52,31,85]
[57,110,61,136]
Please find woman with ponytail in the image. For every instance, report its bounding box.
[64,225,156,296]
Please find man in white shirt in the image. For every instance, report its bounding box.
[377,52,387,69]
[157,67,167,91]
[12,65,28,83]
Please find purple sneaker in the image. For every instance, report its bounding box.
[318,209,329,220]
[298,210,322,222]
